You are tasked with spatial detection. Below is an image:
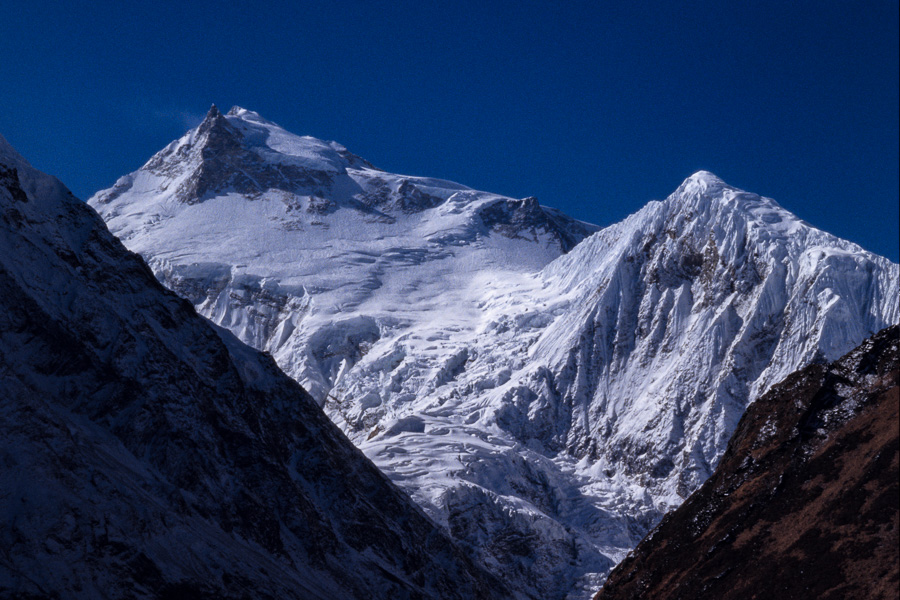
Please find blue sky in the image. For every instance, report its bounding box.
[1,0,897,260]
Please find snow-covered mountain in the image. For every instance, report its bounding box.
[0,133,509,599]
[92,105,597,401]
[90,106,900,599]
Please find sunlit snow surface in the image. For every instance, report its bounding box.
[91,107,899,600]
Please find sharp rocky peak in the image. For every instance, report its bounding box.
[195,104,243,148]
[93,105,356,206]
[194,105,374,171]
[199,102,226,126]
[191,103,252,146]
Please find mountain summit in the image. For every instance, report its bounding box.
[90,108,899,599]
[90,105,599,399]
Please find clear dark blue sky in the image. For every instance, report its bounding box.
[2,1,897,260]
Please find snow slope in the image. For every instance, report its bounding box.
[90,107,900,599]
[0,132,510,600]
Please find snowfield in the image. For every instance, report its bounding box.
[91,106,899,599]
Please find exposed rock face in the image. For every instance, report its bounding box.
[595,325,900,600]
[0,133,509,599]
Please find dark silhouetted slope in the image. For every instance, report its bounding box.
[0,133,509,600]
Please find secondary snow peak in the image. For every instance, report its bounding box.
[687,169,724,184]
[674,169,731,199]
[227,105,270,123]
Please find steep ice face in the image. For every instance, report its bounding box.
[90,112,899,600]
[499,171,898,501]
[0,136,510,599]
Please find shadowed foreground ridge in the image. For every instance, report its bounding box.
[596,325,899,600]
[0,135,510,599]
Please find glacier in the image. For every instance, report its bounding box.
[90,105,899,599]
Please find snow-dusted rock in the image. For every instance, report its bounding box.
[91,109,899,599]
[0,133,509,600]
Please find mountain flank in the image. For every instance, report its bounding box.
[595,325,899,600]
[0,133,509,599]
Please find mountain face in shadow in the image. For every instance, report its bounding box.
[0,135,509,599]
